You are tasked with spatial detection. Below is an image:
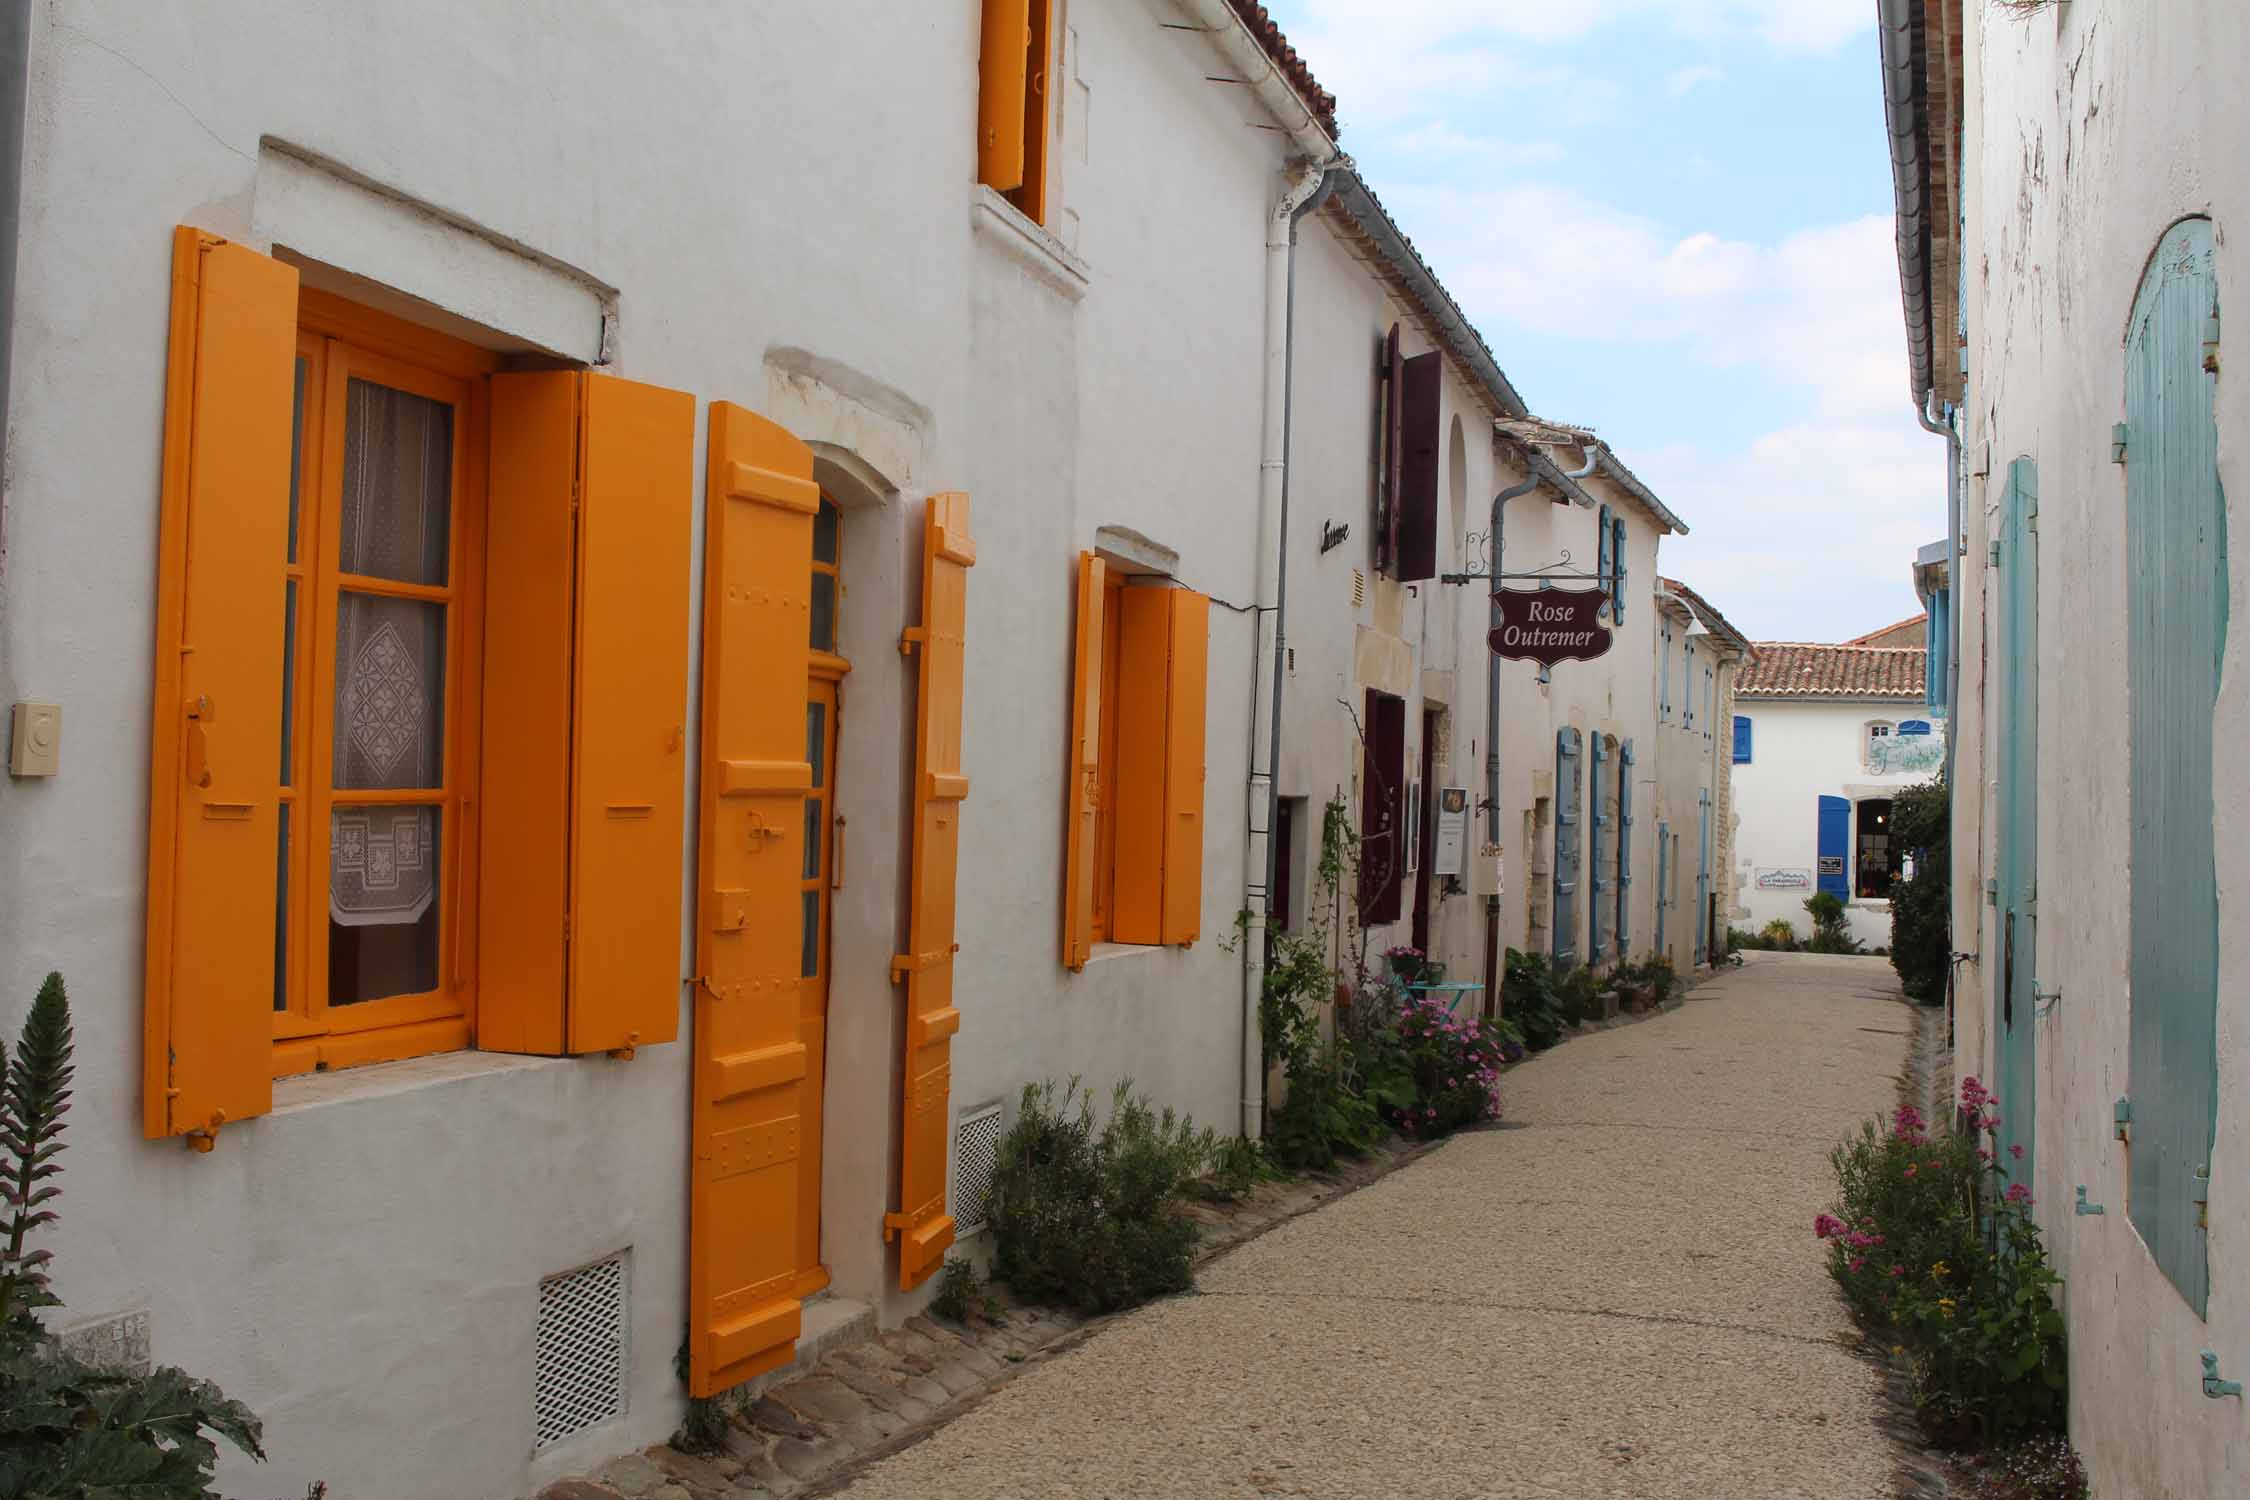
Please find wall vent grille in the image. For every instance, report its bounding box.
[535,1251,628,1449]
[951,1101,1005,1236]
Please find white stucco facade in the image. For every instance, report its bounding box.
[1901,2,2250,1490]
[1731,693,1941,949]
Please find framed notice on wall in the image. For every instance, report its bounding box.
[1435,786,1469,877]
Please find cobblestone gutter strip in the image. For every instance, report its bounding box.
[539,981,1703,1500]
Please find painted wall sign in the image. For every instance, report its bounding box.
[1434,786,1469,876]
[1487,587,1613,665]
[1756,867,1812,890]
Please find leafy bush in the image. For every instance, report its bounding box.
[988,1080,1214,1314]
[0,974,267,1495]
[1383,989,1504,1134]
[928,1256,995,1323]
[1266,1042,1380,1171]
[1956,1434,2090,1500]
[1612,956,1679,1007]
[1889,776,1952,1003]
[1817,1078,2066,1445]
[1802,892,1864,953]
[1555,963,1596,1024]
[1500,949,1565,1050]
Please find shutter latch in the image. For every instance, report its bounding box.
[2113,1095,2132,1141]
[2203,311,2221,374]
[186,1109,226,1154]
[899,626,926,655]
[2073,1186,2104,1216]
[2202,1351,2242,1400]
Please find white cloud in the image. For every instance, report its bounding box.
[1385,123,1567,170]
[1667,64,1723,96]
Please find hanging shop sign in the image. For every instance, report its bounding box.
[1487,587,1613,666]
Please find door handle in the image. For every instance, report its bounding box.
[184,695,213,788]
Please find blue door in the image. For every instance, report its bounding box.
[1553,728,1581,969]
[1816,795,1850,903]
[2125,216,2226,1314]
[1994,458,2039,1196]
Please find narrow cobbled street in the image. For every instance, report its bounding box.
[829,955,1916,1499]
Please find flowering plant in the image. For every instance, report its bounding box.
[1381,988,1504,1135]
[1818,1079,2066,1445]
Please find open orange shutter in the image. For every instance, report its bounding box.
[977,0,1031,193]
[1159,589,1209,945]
[569,373,694,1053]
[690,402,817,1396]
[887,492,975,1290]
[143,228,296,1145]
[1061,551,1105,969]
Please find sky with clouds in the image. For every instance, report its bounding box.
[1260,0,1948,641]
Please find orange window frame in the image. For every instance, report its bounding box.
[272,295,497,1078]
[796,494,849,1296]
[1089,571,1124,941]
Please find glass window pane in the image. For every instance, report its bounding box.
[288,357,307,565]
[329,805,440,1005]
[800,889,819,978]
[339,377,453,585]
[806,701,826,789]
[280,579,297,784]
[812,500,839,564]
[272,803,291,1012]
[810,572,836,653]
[334,591,446,789]
[803,797,822,880]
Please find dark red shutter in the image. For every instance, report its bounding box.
[1376,324,1402,575]
[1358,690,1406,925]
[1396,351,1442,581]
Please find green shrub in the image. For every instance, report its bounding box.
[1889,776,1952,1003]
[1555,964,1596,1024]
[928,1256,993,1323]
[1817,1079,2066,1446]
[1956,1434,2090,1499]
[1501,949,1565,1050]
[1266,1043,1381,1171]
[1802,892,1863,953]
[989,1080,1214,1314]
[0,974,267,1495]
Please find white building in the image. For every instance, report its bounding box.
[1882,1,2250,1491]
[1731,632,1940,950]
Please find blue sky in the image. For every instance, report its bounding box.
[1260,0,1949,641]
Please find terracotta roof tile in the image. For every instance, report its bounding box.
[1737,642,1927,699]
[1227,2,1339,137]
[1844,614,1929,648]
[1656,577,1751,655]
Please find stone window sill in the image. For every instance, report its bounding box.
[1084,941,1160,965]
[272,1048,572,1117]
[970,186,1090,301]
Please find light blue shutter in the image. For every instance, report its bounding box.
[1589,733,1609,959]
[1612,515,1627,624]
[1660,625,1672,719]
[1655,820,1669,952]
[1683,643,1695,728]
[1618,739,1634,950]
[1994,456,2040,1200]
[1732,715,1752,763]
[1553,728,1581,969]
[2125,216,2224,1315]
[1694,790,1711,964]
[1704,666,1715,739]
[1816,795,1850,902]
[1596,504,1613,619]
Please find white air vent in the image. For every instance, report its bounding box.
[535,1252,628,1449]
[951,1101,1004,1236]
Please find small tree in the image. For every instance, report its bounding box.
[0,973,266,1494]
[1802,891,1862,954]
[1889,775,1952,1003]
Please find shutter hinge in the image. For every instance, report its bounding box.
[899,626,925,655]
[2203,311,2220,374]
[1988,541,2002,568]
[2202,1350,2242,1400]
[563,913,572,942]
[2111,423,2129,463]
[2113,1095,2132,1141]
[2193,1163,2211,1229]
[1985,877,1998,905]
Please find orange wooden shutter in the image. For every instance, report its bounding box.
[143,228,297,1144]
[478,373,579,1055]
[1061,551,1105,969]
[1159,589,1209,945]
[977,0,1031,193]
[690,402,817,1397]
[887,493,975,1290]
[1108,586,1170,945]
[569,373,694,1053]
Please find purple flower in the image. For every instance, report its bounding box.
[1814,1213,1847,1239]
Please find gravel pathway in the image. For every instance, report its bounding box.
[829,953,1915,1500]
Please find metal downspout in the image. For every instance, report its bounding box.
[1242,155,1341,1141]
[0,0,28,554]
[1916,392,1960,787]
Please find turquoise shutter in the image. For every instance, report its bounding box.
[1596,505,1612,618]
[1694,790,1711,964]
[1654,820,1669,952]
[1589,734,1608,958]
[1683,643,1695,728]
[1995,456,2040,1199]
[1732,715,1752,763]
[2125,217,2224,1315]
[1618,740,1634,950]
[1816,795,1850,902]
[1704,667,1715,739]
[1660,625,1672,719]
[1553,728,1581,969]
[1612,515,1627,624]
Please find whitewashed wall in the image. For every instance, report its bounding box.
[1730,696,1937,948]
[0,3,1299,1493]
[1958,4,2250,1493]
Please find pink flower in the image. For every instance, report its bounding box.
[1815,1213,1847,1239]
[1848,1257,1867,1273]
[2005,1183,2033,1206]
[1960,1076,1988,1109]
[1903,1165,1917,1179]
[1889,1265,1906,1278]
[2008,1144,2024,1160]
